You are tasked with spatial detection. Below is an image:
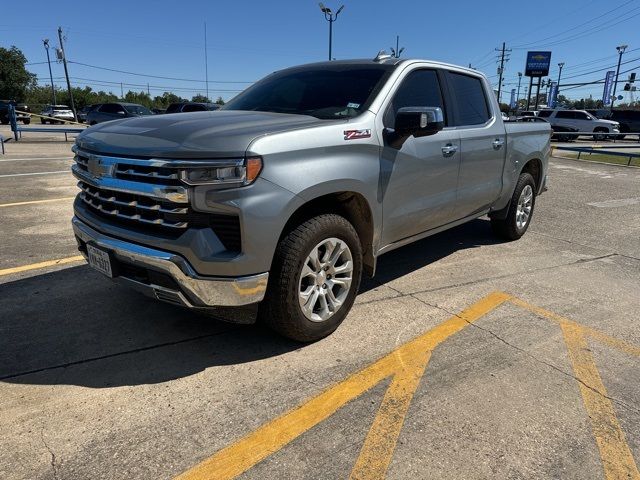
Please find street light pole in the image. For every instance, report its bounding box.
[556,62,565,107]
[319,3,344,61]
[43,39,56,106]
[516,72,522,111]
[611,44,627,109]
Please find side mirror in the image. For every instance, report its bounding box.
[117,111,126,115]
[394,106,444,137]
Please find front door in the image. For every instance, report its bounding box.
[379,68,461,246]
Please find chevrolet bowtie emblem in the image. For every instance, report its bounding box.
[87,156,113,179]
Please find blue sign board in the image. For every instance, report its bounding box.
[603,70,615,105]
[525,51,552,77]
[509,89,516,109]
[548,82,558,108]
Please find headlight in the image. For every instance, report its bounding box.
[180,156,262,187]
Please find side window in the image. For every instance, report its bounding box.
[555,111,573,119]
[183,104,206,112]
[384,69,445,128]
[575,112,590,120]
[100,104,119,114]
[448,72,490,126]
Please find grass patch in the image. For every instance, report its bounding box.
[556,152,640,167]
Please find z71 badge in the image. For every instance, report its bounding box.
[344,129,372,140]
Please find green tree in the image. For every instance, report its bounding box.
[215,96,225,105]
[191,94,211,103]
[124,90,153,108]
[0,46,36,101]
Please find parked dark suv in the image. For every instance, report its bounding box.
[166,102,220,113]
[86,102,153,125]
[608,110,640,138]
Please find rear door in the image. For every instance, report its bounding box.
[446,71,506,219]
[379,68,461,246]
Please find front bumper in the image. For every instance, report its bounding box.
[72,216,268,308]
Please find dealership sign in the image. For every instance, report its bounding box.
[603,70,615,105]
[525,51,552,77]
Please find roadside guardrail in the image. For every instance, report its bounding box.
[8,105,87,142]
[551,145,640,166]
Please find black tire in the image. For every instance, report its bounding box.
[22,118,30,125]
[0,119,8,125]
[593,128,608,141]
[490,172,536,241]
[258,214,363,342]
[41,118,47,124]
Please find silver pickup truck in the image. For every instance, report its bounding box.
[71,56,550,342]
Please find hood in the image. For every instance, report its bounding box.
[76,110,330,158]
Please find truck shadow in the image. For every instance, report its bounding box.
[0,218,501,388]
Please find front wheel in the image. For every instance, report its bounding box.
[490,172,536,241]
[593,128,608,141]
[258,214,363,342]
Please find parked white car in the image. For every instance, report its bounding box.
[40,105,75,124]
[538,109,620,140]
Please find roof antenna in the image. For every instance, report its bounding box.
[374,50,392,62]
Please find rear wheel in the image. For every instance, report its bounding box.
[22,118,30,125]
[258,214,363,342]
[490,172,536,241]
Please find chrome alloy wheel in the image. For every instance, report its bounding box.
[516,184,533,230]
[298,237,353,322]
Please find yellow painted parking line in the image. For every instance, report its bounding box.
[510,298,640,358]
[176,292,640,480]
[0,255,84,277]
[0,197,75,208]
[176,291,510,480]
[561,323,640,480]
[511,297,640,479]
[350,344,432,480]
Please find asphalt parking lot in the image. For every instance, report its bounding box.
[0,125,639,480]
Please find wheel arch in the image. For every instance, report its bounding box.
[278,191,376,277]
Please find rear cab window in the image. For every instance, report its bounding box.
[446,72,491,126]
[537,110,552,118]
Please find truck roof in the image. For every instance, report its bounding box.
[276,58,486,78]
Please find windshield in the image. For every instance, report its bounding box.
[222,64,393,119]
[125,105,152,115]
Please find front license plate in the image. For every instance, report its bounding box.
[87,244,113,278]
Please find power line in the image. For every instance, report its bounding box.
[67,60,254,84]
[512,1,637,48]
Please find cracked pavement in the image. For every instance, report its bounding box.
[0,150,639,479]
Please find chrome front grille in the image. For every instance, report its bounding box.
[78,181,189,229]
[72,147,243,249]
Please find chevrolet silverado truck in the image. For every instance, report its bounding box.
[71,55,550,342]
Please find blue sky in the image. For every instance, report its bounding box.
[2,0,639,102]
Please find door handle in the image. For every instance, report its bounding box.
[492,138,505,149]
[441,144,458,157]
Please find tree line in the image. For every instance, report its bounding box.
[1,45,225,111]
[25,85,225,111]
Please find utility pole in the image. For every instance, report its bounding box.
[120,82,124,99]
[556,62,564,106]
[516,72,522,111]
[611,44,627,109]
[391,35,404,58]
[57,27,77,121]
[43,39,56,106]
[495,42,511,104]
[319,3,344,61]
[204,22,209,101]
[147,83,150,96]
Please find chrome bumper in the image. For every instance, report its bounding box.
[72,216,268,308]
